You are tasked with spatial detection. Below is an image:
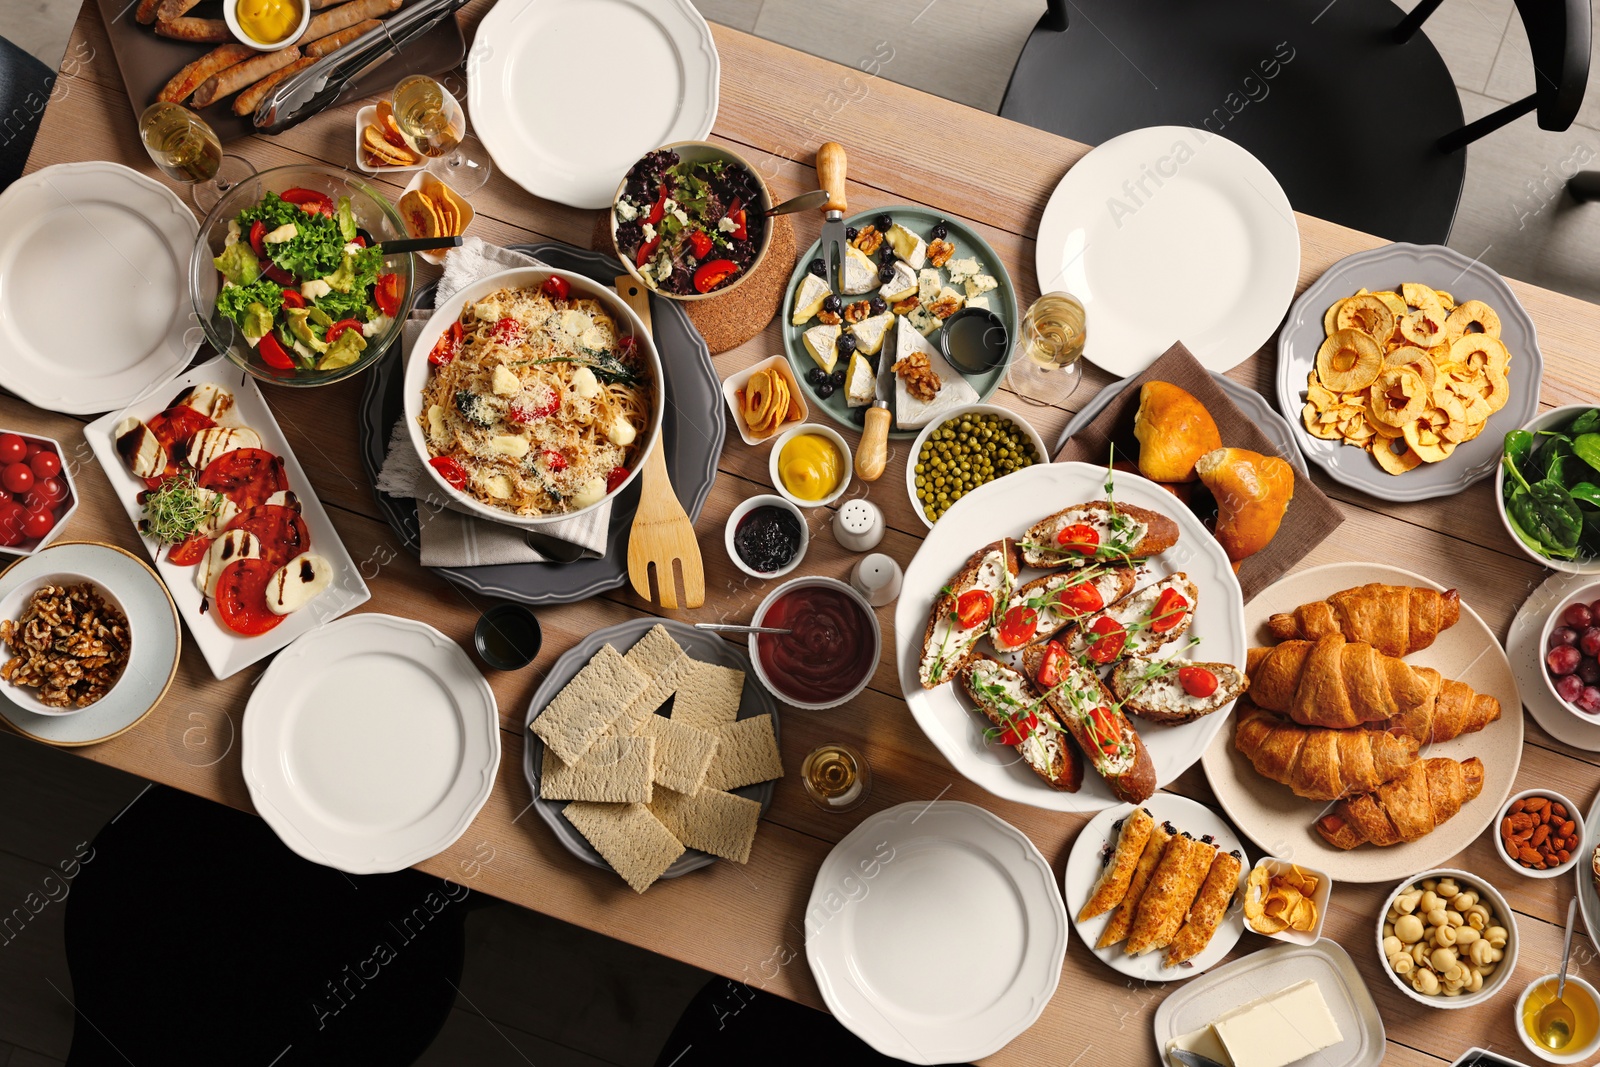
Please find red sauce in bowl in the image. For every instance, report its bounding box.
[756,584,876,704]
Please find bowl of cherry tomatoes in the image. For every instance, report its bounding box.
[0,432,76,556]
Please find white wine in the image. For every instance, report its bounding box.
[393,75,464,158]
[139,102,222,184]
[802,744,871,812]
[1020,291,1086,370]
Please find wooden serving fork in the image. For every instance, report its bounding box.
[615,275,705,609]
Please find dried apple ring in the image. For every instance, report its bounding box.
[1316,328,1383,391]
[1385,345,1430,368]
[1399,308,1447,348]
[1449,334,1510,378]
[1335,294,1396,341]
[1374,435,1424,474]
[1374,290,1408,318]
[1481,366,1511,412]
[1302,403,1345,440]
[1368,366,1427,427]
[1445,300,1501,341]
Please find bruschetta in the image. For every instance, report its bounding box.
[1065,573,1198,666]
[917,539,1019,689]
[959,654,1082,791]
[1023,640,1156,804]
[1110,656,1248,724]
[991,564,1137,653]
[1019,500,1180,570]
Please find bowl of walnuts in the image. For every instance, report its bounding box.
[0,575,131,715]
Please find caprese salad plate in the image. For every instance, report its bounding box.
[86,354,369,679]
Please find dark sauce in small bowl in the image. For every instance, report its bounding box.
[942,307,1009,375]
[734,505,802,573]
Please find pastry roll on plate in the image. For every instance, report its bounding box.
[1098,820,1173,950]
[1163,849,1243,967]
[1125,833,1217,956]
[1077,807,1155,922]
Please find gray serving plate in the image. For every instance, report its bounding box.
[357,243,724,606]
[1055,371,1309,479]
[521,618,779,879]
[1275,242,1542,503]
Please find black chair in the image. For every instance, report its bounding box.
[63,786,467,1066]
[0,36,52,191]
[1000,0,1591,244]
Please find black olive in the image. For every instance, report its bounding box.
[877,264,895,284]
[806,367,826,385]
[829,369,846,387]
[807,258,826,277]
[837,332,858,354]
[821,294,842,313]
[851,405,868,425]
[845,226,858,240]
[868,296,887,315]
[874,213,893,231]
[931,220,949,239]
[816,382,835,399]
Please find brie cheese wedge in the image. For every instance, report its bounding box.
[892,323,977,429]
[845,352,876,408]
[791,274,830,325]
[885,223,927,269]
[880,260,918,302]
[849,312,895,356]
[802,324,841,373]
[841,245,878,295]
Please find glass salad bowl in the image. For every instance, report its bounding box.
[189,164,416,387]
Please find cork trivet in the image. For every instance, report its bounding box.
[590,213,797,355]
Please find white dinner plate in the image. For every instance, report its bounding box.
[0,542,179,746]
[1575,787,1600,949]
[1200,562,1523,883]
[1035,127,1300,378]
[1063,793,1248,982]
[0,161,207,414]
[468,0,719,209]
[86,353,370,680]
[242,614,500,875]
[896,461,1247,812]
[805,801,1066,1064]
[1509,570,1600,751]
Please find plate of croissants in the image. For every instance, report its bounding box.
[1200,563,1522,883]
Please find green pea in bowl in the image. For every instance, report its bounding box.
[1495,404,1600,574]
[905,404,1046,529]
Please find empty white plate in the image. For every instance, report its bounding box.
[0,161,207,414]
[242,614,499,874]
[806,801,1066,1064]
[1035,127,1300,377]
[468,0,719,209]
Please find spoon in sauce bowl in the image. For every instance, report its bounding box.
[1538,897,1581,1049]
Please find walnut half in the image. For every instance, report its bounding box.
[893,352,942,402]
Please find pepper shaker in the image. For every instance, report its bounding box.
[832,499,884,552]
[851,552,902,607]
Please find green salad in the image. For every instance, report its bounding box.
[1501,407,1600,562]
[212,186,404,376]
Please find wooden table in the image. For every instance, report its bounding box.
[20,3,1600,1063]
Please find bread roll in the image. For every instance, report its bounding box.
[1195,447,1294,567]
[1133,381,1221,483]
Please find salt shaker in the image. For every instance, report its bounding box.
[851,553,902,607]
[832,499,884,551]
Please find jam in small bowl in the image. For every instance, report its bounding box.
[748,577,879,711]
[725,495,808,579]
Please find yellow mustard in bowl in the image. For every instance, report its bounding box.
[237,0,300,44]
[778,433,842,503]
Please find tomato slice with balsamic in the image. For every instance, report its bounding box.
[215,558,285,635]
[996,604,1038,647]
[196,448,288,510]
[166,533,211,567]
[146,405,215,457]
[954,589,994,630]
[226,504,310,567]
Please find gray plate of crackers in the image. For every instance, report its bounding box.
[523,618,782,890]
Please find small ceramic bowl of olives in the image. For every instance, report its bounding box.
[905,404,1047,529]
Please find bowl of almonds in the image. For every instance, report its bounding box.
[1495,789,1585,879]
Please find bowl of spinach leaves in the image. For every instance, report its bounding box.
[1497,404,1600,572]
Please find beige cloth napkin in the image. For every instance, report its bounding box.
[374,239,612,566]
[1053,341,1344,602]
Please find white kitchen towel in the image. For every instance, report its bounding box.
[375,241,612,566]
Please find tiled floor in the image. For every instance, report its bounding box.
[2,0,1600,1062]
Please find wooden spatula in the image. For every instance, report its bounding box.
[615,275,705,609]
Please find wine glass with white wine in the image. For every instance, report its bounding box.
[138,102,255,212]
[1009,291,1087,405]
[391,75,493,193]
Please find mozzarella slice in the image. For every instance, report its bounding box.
[892,322,977,429]
[195,530,262,599]
[265,553,332,615]
[791,274,830,325]
[194,487,239,538]
[572,476,607,509]
[265,490,301,512]
[113,417,167,479]
[188,427,261,470]
[171,383,235,420]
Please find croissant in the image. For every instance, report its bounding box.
[1234,702,1420,801]
[1266,583,1460,657]
[1377,668,1502,743]
[1246,635,1435,729]
[1315,757,1485,849]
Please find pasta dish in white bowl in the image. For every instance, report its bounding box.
[404,267,663,527]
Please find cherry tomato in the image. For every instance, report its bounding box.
[634,235,661,268]
[725,200,749,240]
[30,477,66,507]
[248,220,266,257]
[429,322,464,367]
[1178,666,1218,698]
[1036,640,1069,688]
[618,335,637,359]
[1150,588,1190,634]
[20,508,53,541]
[692,259,739,293]
[541,450,568,472]
[279,288,306,309]
[262,263,296,287]
[2,463,33,495]
[1056,522,1099,554]
[0,435,25,466]
[22,441,40,458]
[605,466,630,493]
[645,186,667,225]
[1053,581,1105,618]
[374,273,402,318]
[1086,616,1127,664]
[428,455,469,489]
[167,533,211,567]
[257,332,295,371]
[1089,706,1122,755]
[996,711,1039,747]
[26,449,59,479]
[540,276,570,302]
[687,230,713,258]
[325,319,364,344]
[997,605,1038,647]
[280,187,335,217]
[0,501,25,546]
[955,589,994,630]
[491,318,523,346]
[350,235,367,248]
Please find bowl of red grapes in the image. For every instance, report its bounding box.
[1543,588,1600,714]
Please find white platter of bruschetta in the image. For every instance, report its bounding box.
[896,460,1247,812]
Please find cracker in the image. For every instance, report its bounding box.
[562,802,684,894]
[669,659,745,730]
[625,624,686,676]
[648,787,762,864]
[540,735,655,804]
[701,714,784,792]
[635,714,720,795]
[530,645,648,765]
[609,655,693,738]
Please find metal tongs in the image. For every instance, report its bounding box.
[253,0,471,134]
